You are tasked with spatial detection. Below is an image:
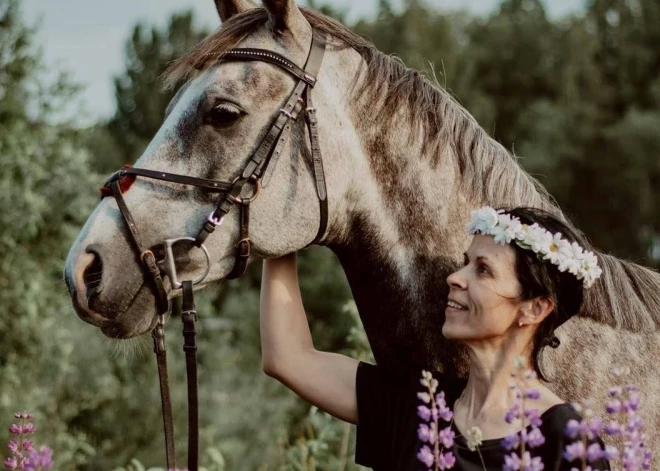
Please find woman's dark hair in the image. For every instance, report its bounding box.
[500,207,592,382]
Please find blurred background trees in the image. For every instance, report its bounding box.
[0,0,658,469]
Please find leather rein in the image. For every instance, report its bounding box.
[100,32,328,470]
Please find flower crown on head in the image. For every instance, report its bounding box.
[467,207,603,288]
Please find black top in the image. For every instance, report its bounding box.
[355,362,611,471]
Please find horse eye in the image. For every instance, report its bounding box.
[208,103,243,128]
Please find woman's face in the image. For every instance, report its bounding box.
[443,235,524,344]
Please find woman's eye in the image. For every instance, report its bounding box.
[477,264,490,275]
[208,104,243,128]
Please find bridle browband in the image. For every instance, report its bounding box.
[100,31,328,471]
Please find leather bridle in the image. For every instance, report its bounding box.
[100,31,328,471]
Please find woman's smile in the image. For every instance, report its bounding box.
[446,299,469,314]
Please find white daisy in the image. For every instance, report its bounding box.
[467,207,500,234]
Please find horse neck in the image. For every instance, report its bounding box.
[325,66,552,370]
[326,98,473,371]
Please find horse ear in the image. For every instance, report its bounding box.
[214,0,258,23]
[262,0,309,36]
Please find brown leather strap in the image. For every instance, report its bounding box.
[305,87,328,245]
[152,323,176,469]
[260,122,293,188]
[111,181,169,314]
[181,281,199,471]
[218,48,317,86]
[227,201,251,280]
[112,167,233,193]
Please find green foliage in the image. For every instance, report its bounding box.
[106,11,210,168]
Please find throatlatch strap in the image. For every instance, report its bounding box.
[227,201,251,280]
[305,87,328,245]
[181,281,199,471]
[152,322,176,469]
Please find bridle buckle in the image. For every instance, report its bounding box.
[279,108,294,119]
[207,212,225,227]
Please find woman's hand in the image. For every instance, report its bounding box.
[260,254,359,424]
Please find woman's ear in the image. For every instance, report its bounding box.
[518,297,555,327]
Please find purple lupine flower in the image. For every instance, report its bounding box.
[525,388,541,400]
[21,441,34,452]
[604,420,622,436]
[524,408,542,427]
[606,399,621,414]
[7,440,19,453]
[505,404,520,424]
[437,452,456,470]
[437,404,453,421]
[501,434,520,451]
[4,457,19,470]
[417,423,435,444]
[25,446,54,471]
[417,405,432,421]
[416,371,456,470]
[608,386,622,397]
[503,452,522,471]
[564,419,581,439]
[603,445,619,460]
[417,445,434,468]
[523,427,545,448]
[628,391,640,411]
[520,451,544,471]
[586,417,603,439]
[21,424,35,435]
[9,424,22,435]
[505,360,547,469]
[563,441,586,461]
[437,427,455,448]
[586,443,604,462]
[436,391,446,404]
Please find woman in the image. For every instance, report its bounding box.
[260,207,612,470]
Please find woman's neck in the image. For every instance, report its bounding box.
[457,339,535,419]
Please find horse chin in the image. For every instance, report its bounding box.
[92,283,162,339]
[100,314,159,339]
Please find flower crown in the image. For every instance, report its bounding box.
[467,207,602,288]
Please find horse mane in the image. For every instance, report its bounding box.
[163,7,660,333]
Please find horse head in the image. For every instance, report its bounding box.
[64,0,365,338]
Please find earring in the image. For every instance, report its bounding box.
[518,321,524,328]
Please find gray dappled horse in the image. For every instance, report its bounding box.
[65,0,660,450]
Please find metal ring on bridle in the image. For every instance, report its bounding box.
[230,176,261,204]
[160,237,211,289]
[241,178,261,203]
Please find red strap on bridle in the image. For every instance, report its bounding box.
[100,165,136,197]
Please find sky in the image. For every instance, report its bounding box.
[22,0,584,123]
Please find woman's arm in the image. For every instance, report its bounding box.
[260,253,360,424]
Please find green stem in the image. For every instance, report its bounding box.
[476,447,487,471]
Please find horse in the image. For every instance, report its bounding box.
[64,0,660,452]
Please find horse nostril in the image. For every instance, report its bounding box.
[83,249,104,302]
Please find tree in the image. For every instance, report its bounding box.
[106,11,209,168]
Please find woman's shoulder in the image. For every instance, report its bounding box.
[357,361,467,401]
[539,402,588,438]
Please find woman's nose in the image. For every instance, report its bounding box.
[446,267,467,289]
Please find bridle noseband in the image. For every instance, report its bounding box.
[100,32,328,471]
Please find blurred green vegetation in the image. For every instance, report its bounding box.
[0,0,658,469]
